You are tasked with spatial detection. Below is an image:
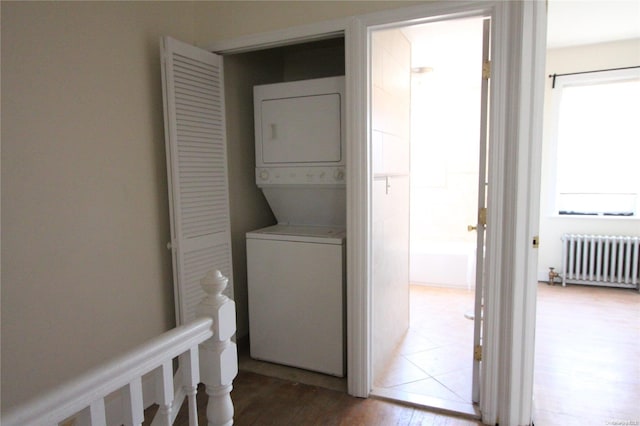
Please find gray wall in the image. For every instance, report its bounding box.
[1,1,195,409]
[1,0,422,411]
[223,50,282,339]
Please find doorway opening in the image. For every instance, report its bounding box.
[370,16,486,418]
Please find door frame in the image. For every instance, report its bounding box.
[207,1,546,424]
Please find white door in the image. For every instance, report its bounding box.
[160,36,234,325]
[471,18,491,404]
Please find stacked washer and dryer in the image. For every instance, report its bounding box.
[246,76,346,377]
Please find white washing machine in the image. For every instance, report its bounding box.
[246,225,345,376]
[247,76,346,376]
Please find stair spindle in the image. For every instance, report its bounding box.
[123,377,144,426]
[155,360,174,426]
[180,347,200,426]
[89,399,106,426]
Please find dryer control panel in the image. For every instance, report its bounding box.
[256,166,345,186]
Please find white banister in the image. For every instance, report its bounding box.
[2,270,237,426]
[196,270,238,426]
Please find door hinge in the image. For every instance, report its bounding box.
[478,207,487,226]
[533,236,540,248]
[482,60,491,80]
[474,344,482,361]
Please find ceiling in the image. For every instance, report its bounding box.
[400,1,639,69]
[547,0,640,48]
[402,1,640,50]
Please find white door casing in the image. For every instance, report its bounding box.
[479,2,546,424]
[160,36,234,325]
[510,1,546,424]
[349,2,546,425]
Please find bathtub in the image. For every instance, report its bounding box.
[409,241,476,289]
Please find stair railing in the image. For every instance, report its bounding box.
[2,270,237,426]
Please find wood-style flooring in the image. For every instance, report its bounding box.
[231,371,481,425]
[153,371,482,426]
[148,282,638,425]
[534,282,640,425]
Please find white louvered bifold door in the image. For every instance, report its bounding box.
[161,36,234,325]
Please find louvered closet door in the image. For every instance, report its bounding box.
[161,36,234,325]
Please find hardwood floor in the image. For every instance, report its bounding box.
[534,283,640,426]
[147,282,638,425]
[231,371,482,425]
[158,371,482,425]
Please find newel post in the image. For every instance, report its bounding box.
[196,270,238,426]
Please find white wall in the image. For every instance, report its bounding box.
[371,28,411,383]
[537,39,640,281]
[1,1,195,409]
[408,18,483,246]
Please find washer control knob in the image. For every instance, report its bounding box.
[333,168,345,181]
[259,169,270,181]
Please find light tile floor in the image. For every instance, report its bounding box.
[372,285,477,417]
[372,283,640,425]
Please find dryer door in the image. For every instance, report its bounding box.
[260,93,342,164]
[254,77,345,168]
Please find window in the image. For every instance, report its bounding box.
[550,67,640,217]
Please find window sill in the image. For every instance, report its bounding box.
[549,214,640,221]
